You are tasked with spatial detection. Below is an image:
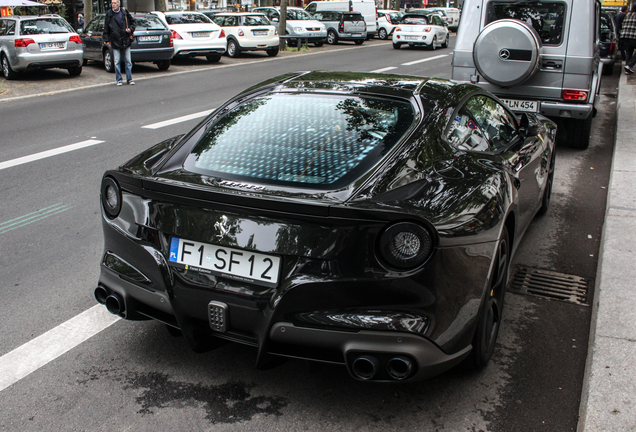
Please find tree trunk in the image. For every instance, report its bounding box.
[279,0,287,51]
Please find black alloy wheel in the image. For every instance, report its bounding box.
[466,229,510,369]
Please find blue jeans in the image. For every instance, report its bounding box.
[112,46,132,83]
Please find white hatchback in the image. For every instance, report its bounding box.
[151,11,226,62]
[392,13,449,50]
[376,10,402,40]
[211,13,279,57]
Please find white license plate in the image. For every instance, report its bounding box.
[502,99,538,112]
[192,31,210,38]
[253,30,268,36]
[40,42,65,49]
[405,36,419,41]
[169,237,280,287]
[138,35,160,42]
[352,33,362,37]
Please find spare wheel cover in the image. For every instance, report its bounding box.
[473,19,541,87]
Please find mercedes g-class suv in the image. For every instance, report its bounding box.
[452,0,602,149]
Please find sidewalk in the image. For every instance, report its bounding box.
[578,71,636,431]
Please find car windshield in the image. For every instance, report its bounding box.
[485,1,566,45]
[165,13,212,24]
[20,18,73,35]
[184,93,415,188]
[244,15,270,26]
[287,9,313,20]
[133,15,167,30]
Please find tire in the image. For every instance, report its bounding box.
[286,32,297,47]
[267,47,279,57]
[354,39,364,45]
[2,54,18,80]
[313,41,324,47]
[157,60,170,70]
[565,115,592,150]
[441,33,449,48]
[430,35,437,50]
[67,65,82,76]
[206,54,221,63]
[465,229,510,369]
[227,39,241,58]
[103,50,114,73]
[537,172,553,216]
[82,58,88,66]
[327,30,338,45]
[378,28,388,40]
[392,42,401,49]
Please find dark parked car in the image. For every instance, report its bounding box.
[600,11,618,76]
[81,13,173,72]
[95,71,556,382]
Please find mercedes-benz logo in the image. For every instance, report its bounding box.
[499,49,511,60]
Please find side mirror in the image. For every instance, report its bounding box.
[518,112,539,138]
[77,28,84,34]
[272,17,279,22]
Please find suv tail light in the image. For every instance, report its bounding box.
[15,38,35,47]
[610,41,617,52]
[562,89,589,101]
[339,22,344,32]
[69,35,81,44]
[220,29,225,38]
[170,30,182,40]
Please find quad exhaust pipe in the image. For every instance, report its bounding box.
[387,356,414,381]
[351,354,381,380]
[350,354,416,381]
[94,286,125,315]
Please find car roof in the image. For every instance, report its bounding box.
[213,12,267,16]
[318,10,362,14]
[5,14,64,20]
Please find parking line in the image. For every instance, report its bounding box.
[142,109,215,129]
[0,139,105,171]
[372,66,398,73]
[0,305,119,392]
[401,54,449,66]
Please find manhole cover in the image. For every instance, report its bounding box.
[510,266,589,306]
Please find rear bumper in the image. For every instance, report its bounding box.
[15,51,83,71]
[174,47,226,57]
[538,101,593,120]
[132,47,174,62]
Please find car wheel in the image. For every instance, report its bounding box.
[354,39,364,45]
[565,115,592,150]
[392,42,401,49]
[537,172,553,216]
[430,35,437,50]
[313,41,324,47]
[67,66,82,76]
[327,30,338,45]
[465,228,509,369]
[442,33,449,48]
[103,50,114,73]
[82,58,88,66]
[157,60,170,70]
[1,54,18,80]
[286,32,297,47]
[227,39,241,58]
[206,54,221,63]
[267,47,279,57]
[378,28,388,40]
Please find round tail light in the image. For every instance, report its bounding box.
[379,222,433,269]
[101,176,122,219]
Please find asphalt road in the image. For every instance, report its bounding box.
[0,38,617,431]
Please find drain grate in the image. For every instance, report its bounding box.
[510,266,589,306]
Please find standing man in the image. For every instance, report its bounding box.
[103,0,136,86]
[616,6,628,61]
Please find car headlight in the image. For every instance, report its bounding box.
[294,27,303,32]
[101,176,122,219]
[378,222,433,269]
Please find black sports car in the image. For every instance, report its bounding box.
[96,71,556,382]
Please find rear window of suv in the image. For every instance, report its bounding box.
[184,93,415,188]
[20,18,73,35]
[485,1,567,45]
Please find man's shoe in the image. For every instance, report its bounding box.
[117,82,123,86]
[625,65,635,74]
[128,81,135,85]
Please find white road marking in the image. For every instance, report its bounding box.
[401,54,449,66]
[142,109,215,129]
[0,305,120,392]
[371,66,398,73]
[0,139,105,171]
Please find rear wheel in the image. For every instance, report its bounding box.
[378,28,388,40]
[157,60,170,70]
[266,47,279,57]
[67,65,82,76]
[327,30,338,45]
[392,42,401,49]
[82,58,88,66]
[354,39,364,45]
[565,115,592,150]
[465,229,510,369]
[1,54,18,79]
[103,50,114,73]
[227,39,241,58]
[313,41,324,47]
[206,54,221,63]
[441,33,449,48]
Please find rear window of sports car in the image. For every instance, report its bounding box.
[184,93,415,188]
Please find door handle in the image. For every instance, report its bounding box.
[513,178,521,189]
